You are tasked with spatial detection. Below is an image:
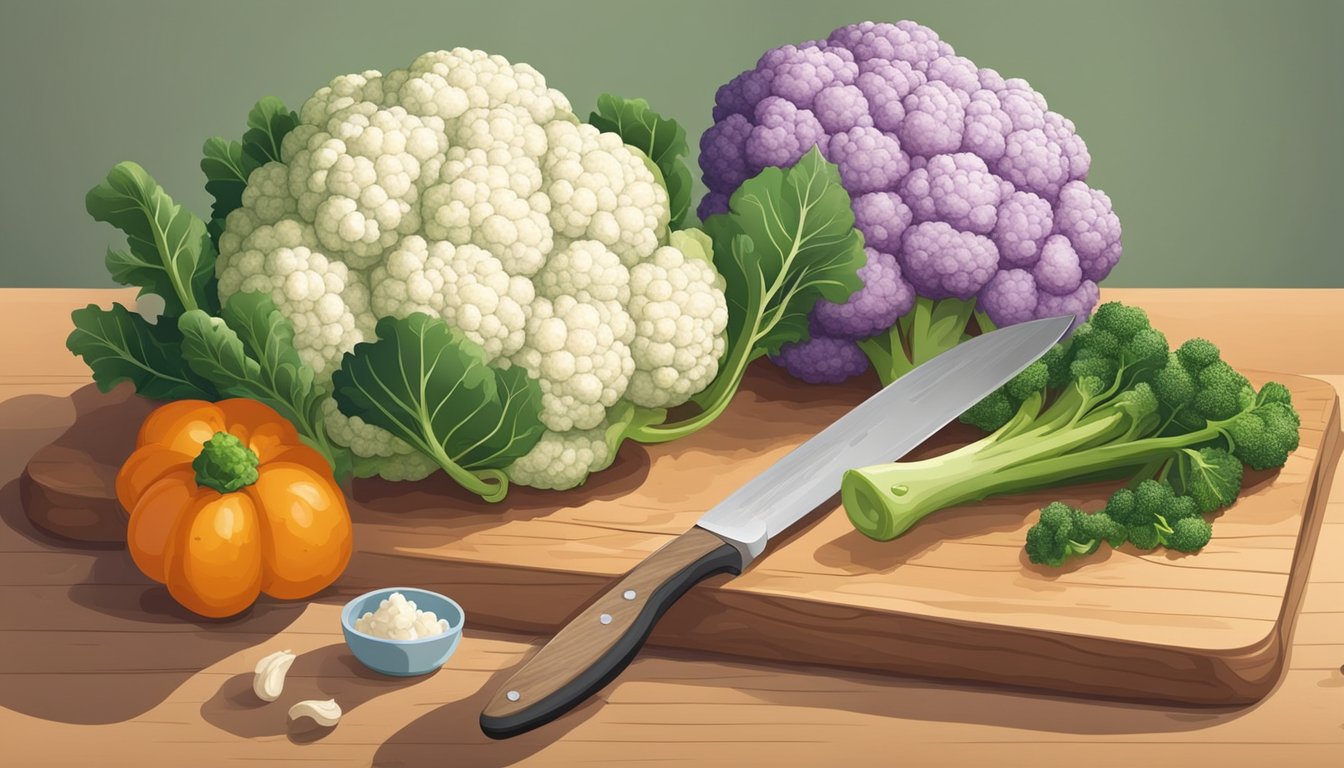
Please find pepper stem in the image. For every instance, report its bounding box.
[193,431,260,493]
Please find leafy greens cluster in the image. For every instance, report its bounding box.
[69,99,548,497]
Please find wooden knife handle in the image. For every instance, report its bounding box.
[479,526,742,739]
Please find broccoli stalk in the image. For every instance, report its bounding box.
[841,302,1300,542]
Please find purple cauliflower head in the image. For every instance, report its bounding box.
[699,20,1122,383]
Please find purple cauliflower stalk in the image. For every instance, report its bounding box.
[699,20,1122,384]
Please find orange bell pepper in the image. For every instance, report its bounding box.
[116,398,353,618]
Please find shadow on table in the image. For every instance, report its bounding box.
[372,648,598,767]
[0,476,308,725]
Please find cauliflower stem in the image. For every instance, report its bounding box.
[840,303,1300,542]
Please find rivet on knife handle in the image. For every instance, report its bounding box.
[480,527,742,739]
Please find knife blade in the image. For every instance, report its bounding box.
[480,314,1073,739]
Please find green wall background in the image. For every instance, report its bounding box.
[1,0,1340,287]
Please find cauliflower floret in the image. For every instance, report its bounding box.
[287,104,435,268]
[513,294,635,432]
[533,240,630,303]
[420,141,554,277]
[215,218,371,378]
[370,235,533,362]
[504,426,612,491]
[543,121,668,266]
[242,162,298,224]
[624,232,729,409]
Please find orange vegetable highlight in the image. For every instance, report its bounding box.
[117,399,352,618]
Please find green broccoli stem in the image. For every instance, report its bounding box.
[842,415,1231,541]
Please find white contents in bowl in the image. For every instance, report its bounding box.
[355,592,450,640]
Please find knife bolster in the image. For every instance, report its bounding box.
[480,527,742,738]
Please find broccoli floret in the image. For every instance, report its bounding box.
[1098,480,1210,555]
[1169,447,1243,513]
[1192,362,1252,421]
[960,359,1050,432]
[1167,517,1213,552]
[842,302,1302,546]
[1152,352,1195,409]
[1176,338,1220,371]
[1225,400,1302,470]
[1256,381,1292,407]
[960,390,1017,432]
[1025,502,1124,567]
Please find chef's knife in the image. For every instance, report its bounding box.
[480,314,1074,739]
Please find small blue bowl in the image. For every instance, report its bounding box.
[340,587,465,677]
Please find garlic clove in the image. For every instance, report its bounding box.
[288,698,342,727]
[252,649,296,702]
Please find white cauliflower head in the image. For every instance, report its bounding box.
[215,49,728,487]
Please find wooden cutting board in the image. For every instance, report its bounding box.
[21,365,1340,706]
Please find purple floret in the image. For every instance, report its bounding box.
[698,191,730,221]
[1036,279,1101,331]
[851,191,912,253]
[826,126,909,194]
[899,222,999,299]
[898,153,1002,234]
[1054,181,1122,281]
[992,190,1053,267]
[960,89,1011,162]
[746,97,827,173]
[979,269,1039,326]
[760,44,859,110]
[1043,112,1091,182]
[828,20,948,71]
[713,68,773,122]
[773,335,871,384]
[1033,235,1083,296]
[977,67,1006,92]
[996,127,1070,201]
[996,78,1048,131]
[699,113,753,194]
[926,54,980,92]
[813,83,871,133]
[812,247,915,339]
[855,59,924,132]
[898,81,966,156]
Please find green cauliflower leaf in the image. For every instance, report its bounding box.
[67,302,214,400]
[331,314,546,502]
[86,161,218,317]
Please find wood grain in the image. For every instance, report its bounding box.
[2,288,1342,767]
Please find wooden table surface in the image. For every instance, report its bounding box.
[3,287,1342,768]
